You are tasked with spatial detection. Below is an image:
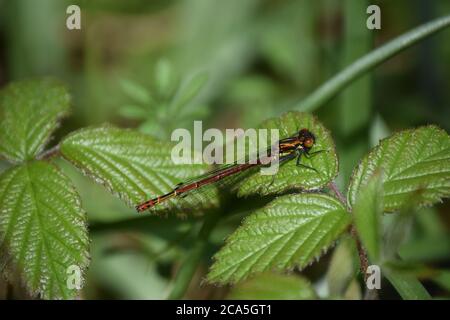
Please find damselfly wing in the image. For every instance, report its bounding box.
[136,129,319,213]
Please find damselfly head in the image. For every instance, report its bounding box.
[298,128,315,149]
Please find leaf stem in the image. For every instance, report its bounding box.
[329,182,377,299]
[167,210,221,299]
[328,181,368,276]
[294,15,450,112]
[36,144,60,160]
[349,224,369,280]
[329,182,347,206]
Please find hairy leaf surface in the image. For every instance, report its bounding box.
[60,126,218,214]
[238,112,338,197]
[348,126,450,211]
[207,194,351,283]
[353,172,383,262]
[0,161,89,299]
[0,79,70,162]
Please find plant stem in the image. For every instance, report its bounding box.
[349,224,369,280]
[329,182,347,205]
[167,210,221,300]
[294,15,450,112]
[329,182,377,299]
[36,144,60,160]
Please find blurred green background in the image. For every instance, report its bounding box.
[0,0,449,299]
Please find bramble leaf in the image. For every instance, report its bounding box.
[385,267,431,300]
[207,193,351,284]
[353,172,383,262]
[118,104,149,120]
[155,58,175,97]
[60,126,219,214]
[237,112,338,197]
[326,237,358,297]
[226,273,316,300]
[0,79,70,162]
[348,126,450,212]
[0,161,89,299]
[119,79,152,105]
[171,72,208,113]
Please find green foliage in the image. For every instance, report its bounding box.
[385,268,431,300]
[227,273,316,300]
[433,270,450,292]
[154,58,174,97]
[119,78,153,106]
[338,0,373,136]
[353,172,383,262]
[118,59,209,140]
[207,123,449,297]
[0,79,70,162]
[207,194,351,284]
[2,10,450,300]
[60,126,218,214]
[237,112,338,197]
[0,162,89,299]
[258,1,318,89]
[326,237,358,297]
[0,79,88,299]
[348,126,450,211]
[170,72,208,115]
[294,15,450,112]
[1,75,450,300]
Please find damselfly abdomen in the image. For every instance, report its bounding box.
[136,128,320,212]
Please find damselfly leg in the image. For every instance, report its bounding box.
[295,148,327,173]
[304,149,327,158]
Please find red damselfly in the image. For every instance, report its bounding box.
[136,128,322,212]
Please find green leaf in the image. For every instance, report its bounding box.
[119,79,152,105]
[343,279,363,300]
[171,72,208,113]
[60,126,219,214]
[385,268,431,300]
[0,79,70,162]
[353,172,383,262]
[432,270,450,292]
[207,193,351,284]
[348,126,450,212]
[399,235,450,263]
[326,237,358,297]
[0,161,89,299]
[154,58,175,97]
[238,112,338,197]
[118,104,149,120]
[338,0,373,135]
[369,114,390,148]
[294,15,450,112]
[138,119,166,140]
[382,210,414,260]
[227,273,316,300]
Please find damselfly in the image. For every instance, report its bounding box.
[136,128,323,212]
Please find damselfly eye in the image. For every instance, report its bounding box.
[304,138,314,148]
